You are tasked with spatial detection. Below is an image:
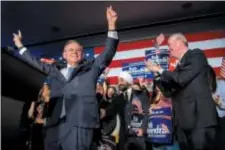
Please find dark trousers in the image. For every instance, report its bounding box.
[45,126,94,150]
[216,117,225,150]
[178,127,216,150]
[124,137,146,150]
[31,124,44,150]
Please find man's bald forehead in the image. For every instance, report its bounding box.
[63,40,83,51]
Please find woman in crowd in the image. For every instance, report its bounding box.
[146,80,179,150]
[207,64,225,150]
[27,82,50,150]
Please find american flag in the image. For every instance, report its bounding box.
[93,30,225,85]
[221,56,225,78]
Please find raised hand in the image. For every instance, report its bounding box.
[13,30,23,48]
[106,6,118,30]
[155,33,165,46]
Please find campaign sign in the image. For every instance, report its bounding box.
[145,49,169,70]
[128,95,145,135]
[129,114,144,133]
[146,107,173,144]
[122,62,153,79]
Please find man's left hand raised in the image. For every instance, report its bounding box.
[106,6,118,30]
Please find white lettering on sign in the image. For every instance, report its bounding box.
[147,123,170,135]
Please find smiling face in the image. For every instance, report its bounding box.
[168,36,181,59]
[118,77,130,92]
[63,40,84,66]
[107,87,116,98]
[168,33,188,60]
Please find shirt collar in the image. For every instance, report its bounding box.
[67,64,75,69]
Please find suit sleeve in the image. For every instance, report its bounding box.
[19,47,52,74]
[160,51,207,88]
[94,32,119,73]
[141,94,150,131]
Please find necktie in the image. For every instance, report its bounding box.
[124,91,129,101]
[60,67,74,118]
[65,67,74,80]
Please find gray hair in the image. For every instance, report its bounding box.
[63,40,82,51]
[169,33,188,47]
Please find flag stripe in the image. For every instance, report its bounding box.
[95,30,225,53]
[204,48,225,58]
[95,38,225,60]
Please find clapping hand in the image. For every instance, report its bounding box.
[145,60,162,73]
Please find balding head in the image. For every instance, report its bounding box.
[169,33,188,47]
[168,33,189,59]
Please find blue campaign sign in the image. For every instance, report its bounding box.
[146,107,173,144]
[122,62,154,79]
[145,49,169,70]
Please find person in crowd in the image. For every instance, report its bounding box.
[207,64,225,150]
[101,71,149,150]
[93,68,117,148]
[146,80,179,150]
[96,67,111,104]
[146,33,218,150]
[137,77,151,97]
[27,82,50,150]
[100,86,117,109]
[13,6,119,150]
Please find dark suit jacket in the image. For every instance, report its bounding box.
[156,49,218,131]
[105,90,149,150]
[19,37,119,142]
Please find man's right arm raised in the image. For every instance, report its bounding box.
[13,30,52,74]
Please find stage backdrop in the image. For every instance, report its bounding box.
[22,30,225,85]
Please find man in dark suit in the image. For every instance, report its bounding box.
[12,6,119,150]
[146,33,218,150]
[101,71,149,150]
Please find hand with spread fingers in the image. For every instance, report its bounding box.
[13,30,23,48]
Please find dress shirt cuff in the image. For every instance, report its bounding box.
[108,31,118,39]
[19,47,27,55]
